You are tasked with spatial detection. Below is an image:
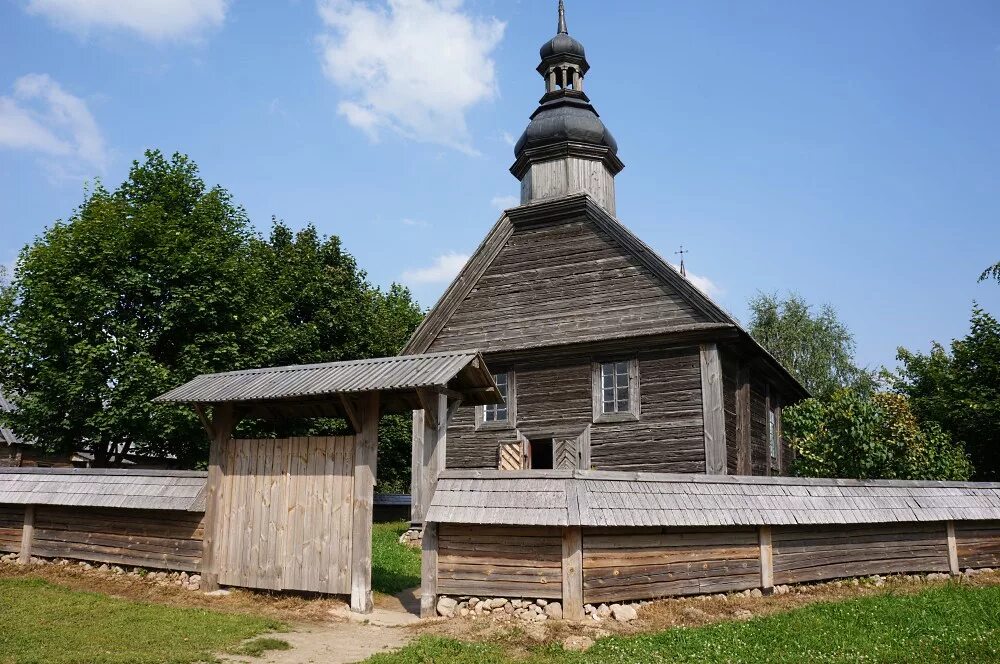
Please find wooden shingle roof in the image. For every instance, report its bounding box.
[0,468,207,512]
[426,470,1000,527]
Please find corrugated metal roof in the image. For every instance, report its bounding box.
[0,468,207,512]
[154,350,498,405]
[426,470,1000,527]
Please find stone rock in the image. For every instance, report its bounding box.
[749,589,763,599]
[468,597,480,609]
[523,622,548,642]
[734,609,753,620]
[204,589,231,597]
[584,604,596,615]
[536,598,548,607]
[504,603,515,615]
[460,608,470,617]
[562,636,595,652]
[489,598,508,609]
[511,599,522,608]
[437,597,458,618]
[611,604,637,623]
[713,594,727,601]
[682,607,707,619]
[99,564,110,572]
[774,585,790,595]
[596,604,611,619]
[544,602,563,620]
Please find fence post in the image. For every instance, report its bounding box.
[18,505,34,564]
[759,525,774,593]
[562,525,584,621]
[946,521,960,576]
[420,522,439,618]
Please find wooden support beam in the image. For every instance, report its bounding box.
[416,388,439,429]
[561,526,584,621]
[700,343,727,475]
[759,525,774,592]
[419,392,448,527]
[946,521,960,576]
[420,522,439,618]
[736,366,751,475]
[410,409,425,527]
[192,404,214,440]
[351,391,381,614]
[19,505,34,565]
[200,403,239,592]
[339,394,362,433]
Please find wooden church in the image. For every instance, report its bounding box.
[404,1,807,522]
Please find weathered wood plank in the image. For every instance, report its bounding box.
[562,526,584,621]
[700,344,726,475]
[351,392,380,613]
[421,522,439,618]
[759,525,773,591]
[19,504,34,564]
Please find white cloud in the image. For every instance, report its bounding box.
[490,194,519,210]
[501,131,515,147]
[401,217,429,228]
[0,74,107,171]
[402,252,469,284]
[318,0,506,153]
[668,261,722,298]
[26,0,228,41]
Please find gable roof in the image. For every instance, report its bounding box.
[403,194,808,398]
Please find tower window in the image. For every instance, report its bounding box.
[592,359,640,422]
[477,371,516,429]
[528,438,554,470]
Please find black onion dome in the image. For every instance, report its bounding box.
[514,95,617,157]
[540,32,586,60]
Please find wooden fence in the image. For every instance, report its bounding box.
[2,504,204,570]
[433,519,1000,614]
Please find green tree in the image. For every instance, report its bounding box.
[784,389,972,481]
[748,292,870,398]
[981,261,1000,284]
[895,307,1000,480]
[0,151,424,482]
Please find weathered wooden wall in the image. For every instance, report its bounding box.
[27,506,204,571]
[0,504,23,553]
[215,437,356,594]
[771,524,951,585]
[427,218,708,354]
[444,346,705,474]
[437,524,563,599]
[956,522,1000,569]
[432,520,1000,607]
[582,527,760,604]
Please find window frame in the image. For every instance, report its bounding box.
[476,370,516,431]
[592,358,640,423]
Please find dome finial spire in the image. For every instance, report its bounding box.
[557,0,568,34]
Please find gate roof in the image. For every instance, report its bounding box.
[154,350,500,418]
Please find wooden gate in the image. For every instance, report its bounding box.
[215,437,356,594]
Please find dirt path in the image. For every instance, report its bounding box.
[223,590,422,664]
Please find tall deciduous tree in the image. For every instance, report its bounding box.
[748,292,870,398]
[895,307,1000,480]
[0,151,423,479]
[981,262,1000,284]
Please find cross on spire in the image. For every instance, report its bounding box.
[675,246,689,278]
[558,0,568,34]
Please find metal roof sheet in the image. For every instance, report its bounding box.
[426,470,1000,527]
[0,468,207,511]
[154,350,499,406]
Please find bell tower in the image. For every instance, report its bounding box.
[511,0,624,215]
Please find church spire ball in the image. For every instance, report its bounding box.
[511,0,624,215]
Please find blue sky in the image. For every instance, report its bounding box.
[1,0,998,371]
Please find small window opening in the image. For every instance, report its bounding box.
[529,439,554,470]
[601,361,631,414]
[484,372,509,423]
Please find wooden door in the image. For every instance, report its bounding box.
[214,436,356,594]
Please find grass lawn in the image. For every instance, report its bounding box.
[365,584,1000,663]
[0,577,286,664]
[371,520,421,596]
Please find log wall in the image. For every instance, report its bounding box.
[582,527,760,604]
[771,523,951,585]
[437,524,563,599]
[445,346,705,474]
[0,504,22,553]
[28,506,203,571]
[956,522,1000,569]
